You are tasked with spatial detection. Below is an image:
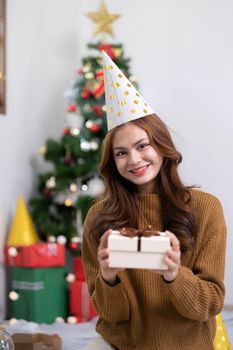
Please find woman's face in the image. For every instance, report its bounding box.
[112,123,163,194]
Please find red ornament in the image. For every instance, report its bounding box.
[69,242,79,251]
[67,104,77,112]
[92,105,103,117]
[96,70,104,80]
[43,187,53,197]
[92,80,104,99]
[90,124,101,133]
[81,88,90,99]
[63,127,70,135]
[97,44,115,59]
[76,68,83,75]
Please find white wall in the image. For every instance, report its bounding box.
[0,0,232,319]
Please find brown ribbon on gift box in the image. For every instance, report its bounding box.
[119,227,160,252]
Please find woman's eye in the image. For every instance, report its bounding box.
[138,143,149,150]
[115,151,126,157]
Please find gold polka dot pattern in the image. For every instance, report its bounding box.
[213,314,232,350]
[102,50,155,131]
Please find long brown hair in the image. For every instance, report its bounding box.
[91,114,197,252]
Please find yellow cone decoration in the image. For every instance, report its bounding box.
[214,314,232,350]
[7,196,39,246]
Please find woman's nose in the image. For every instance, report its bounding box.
[128,150,141,165]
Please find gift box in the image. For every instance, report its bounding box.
[12,333,61,350]
[11,267,68,323]
[108,230,170,270]
[70,280,97,320]
[74,257,85,281]
[4,242,65,268]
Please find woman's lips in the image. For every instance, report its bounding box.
[129,164,150,176]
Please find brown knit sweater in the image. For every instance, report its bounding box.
[82,189,226,350]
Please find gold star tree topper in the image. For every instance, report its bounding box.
[86,0,121,38]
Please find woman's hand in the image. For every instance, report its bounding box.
[162,231,181,282]
[97,229,124,285]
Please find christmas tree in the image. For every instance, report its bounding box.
[29,1,138,253]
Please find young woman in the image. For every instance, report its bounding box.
[82,113,227,350]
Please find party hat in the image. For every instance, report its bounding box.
[102,50,154,131]
[7,196,40,246]
[214,313,232,349]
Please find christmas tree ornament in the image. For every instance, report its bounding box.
[67,316,77,324]
[46,176,56,189]
[63,127,70,135]
[9,291,19,301]
[102,50,154,131]
[64,198,74,207]
[71,236,81,244]
[39,145,47,156]
[69,241,79,251]
[112,47,122,59]
[97,44,116,59]
[8,318,18,325]
[85,120,93,128]
[8,247,18,257]
[84,177,105,196]
[92,104,103,116]
[70,128,80,136]
[83,104,92,113]
[89,139,99,151]
[70,183,78,193]
[0,327,15,350]
[43,187,53,197]
[48,235,56,243]
[83,63,92,73]
[7,196,39,246]
[80,139,91,152]
[129,74,138,84]
[57,235,67,245]
[81,89,90,99]
[85,0,121,38]
[85,78,96,92]
[214,314,232,350]
[67,104,77,112]
[90,123,101,133]
[82,184,88,192]
[77,68,83,75]
[85,72,94,80]
[65,273,76,283]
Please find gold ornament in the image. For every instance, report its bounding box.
[85,0,121,38]
[214,314,232,349]
[7,196,39,246]
[39,145,47,156]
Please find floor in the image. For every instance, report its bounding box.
[2,310,233,350]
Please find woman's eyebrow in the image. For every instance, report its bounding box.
[113,138,148,150]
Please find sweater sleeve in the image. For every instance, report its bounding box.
[165,196,226,321]
[82,204,130,322]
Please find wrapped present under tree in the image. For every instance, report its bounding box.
[11,267,68,323]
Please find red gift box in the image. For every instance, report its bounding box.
[70,280,97,320]
[4,242,65,267]
[74,256,85,281]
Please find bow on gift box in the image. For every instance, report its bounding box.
[119,227,160,251]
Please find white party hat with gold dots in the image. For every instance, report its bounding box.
[102,50,154,131]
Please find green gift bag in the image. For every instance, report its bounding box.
[11,266,68,323]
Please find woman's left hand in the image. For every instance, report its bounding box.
[161,231,181,282]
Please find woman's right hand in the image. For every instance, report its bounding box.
[97,229,124,285]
